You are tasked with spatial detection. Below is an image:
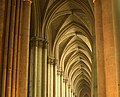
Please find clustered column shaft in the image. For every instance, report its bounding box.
[0,0,32,97]
[95,0,120,96]
[47,57,57,97]
[29,37,48,97]
[19,1,32,97]
[57,67,61,97]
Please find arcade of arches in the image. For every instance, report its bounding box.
[0,0,120,97]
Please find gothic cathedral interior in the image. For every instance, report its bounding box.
[0,0,120,97]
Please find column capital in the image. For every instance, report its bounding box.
[57,70,61,75]
[43,39,48,49]
[54,59,58,65]
[30,36,44,47]
[57,65,61,74]
[48,57,54,65]
[63,78,68,83]
[30,36,48,48]
[48,57,51,64]
[38,40,44,47]
[60,71,64,77]
[47,57,58,66]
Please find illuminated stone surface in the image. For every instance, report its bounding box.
[0,0,120,97]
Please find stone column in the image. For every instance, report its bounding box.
[94,0,106,97]
[37,39,43,97]
[29,37,44,97]
[65,79,68,97]
[1,0,12,97]
[57,68,61,97]
[63,78,66,97]
[0,0,5,94]
[47,57,51,97]
[29,40,34,97]
[54,59,58,97]
[68,85,71,97]
[41,39,48,97]
[15,1,23,96]
[101,0,119,96]
[19,1,32,97]
[50,58,54,97]
[112,0,120,95]
[71,90,73,97]
[5,0,16,97]
[11,0,21,97]
[60,71,64,97]
[34,40,38,97]
[30,37,40,97]
[47,57,57,97]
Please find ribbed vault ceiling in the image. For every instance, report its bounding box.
[31,0,94,97]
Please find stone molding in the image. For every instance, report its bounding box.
[30,36,48,48]
[63,78,68,83]
[47,57,58,66]
[43,39,48,49]
[57,70,61,75]
[60,70,64,77]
